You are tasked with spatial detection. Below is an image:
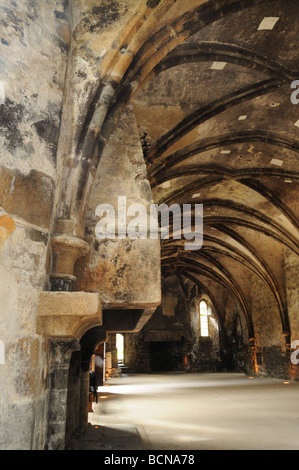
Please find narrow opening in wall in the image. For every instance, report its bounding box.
[199,300,209,337]
[116,333,124,365]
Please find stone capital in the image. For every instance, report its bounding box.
[50,234,90,283]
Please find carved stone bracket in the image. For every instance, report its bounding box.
[36,291,103,339]
[50,234,90,290]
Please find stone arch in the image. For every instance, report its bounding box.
[50,0,275,289]
[64,326,108,447]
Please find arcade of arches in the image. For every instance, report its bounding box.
[1,0,299,450]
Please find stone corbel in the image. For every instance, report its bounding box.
[36,291,103,339]
[50,232,90,291]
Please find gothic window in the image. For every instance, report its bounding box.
[199,300,209,337]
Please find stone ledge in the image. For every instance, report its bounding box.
[36,291,102,339]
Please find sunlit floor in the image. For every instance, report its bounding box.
[80,372,299,450]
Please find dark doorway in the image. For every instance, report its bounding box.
[150,341,182,372]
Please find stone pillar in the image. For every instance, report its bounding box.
[110,334,118,368]
[46,339,80,450]
[79,360,90,432]
[248,337,259,375]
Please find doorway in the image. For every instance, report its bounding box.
[116,333,124,366]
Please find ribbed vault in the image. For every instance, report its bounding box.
[56,0,299,346]
[112,0,299,341]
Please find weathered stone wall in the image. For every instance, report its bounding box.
[0,0,70,449]
[124,266,295,378]
[284,248,299,380]
[124,330,151,373]
[52,0,141,234]
[0,0,162,448]
[285,248,299,339]
[124,275,193,372]
[250,274,288,378]
[65,350,82,447]
[75,104,161,309]
[222,297,248,372]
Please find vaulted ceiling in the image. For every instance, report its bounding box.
[116,0,299,335]
[66,0,299,338]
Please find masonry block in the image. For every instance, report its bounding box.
[36,291,103,339]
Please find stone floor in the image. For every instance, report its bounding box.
[67,372,299,451]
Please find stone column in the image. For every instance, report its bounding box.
[248,337,259,375]
[46,339,80,450]
[79,359,90,432]
[36,292,103,447]
[110,334,118,368]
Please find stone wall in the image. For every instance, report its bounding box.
[284,248,299,381]
[249,274,288,378]
[123,270,296,378]
[124,331,151,373]
[0,0,70,449]
[65,350,82,447]
[188,296,221,372]
[124,275,192,373]
[0,0,162,449]
[75,103,161,309]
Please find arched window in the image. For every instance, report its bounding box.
[199,300,209,337]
